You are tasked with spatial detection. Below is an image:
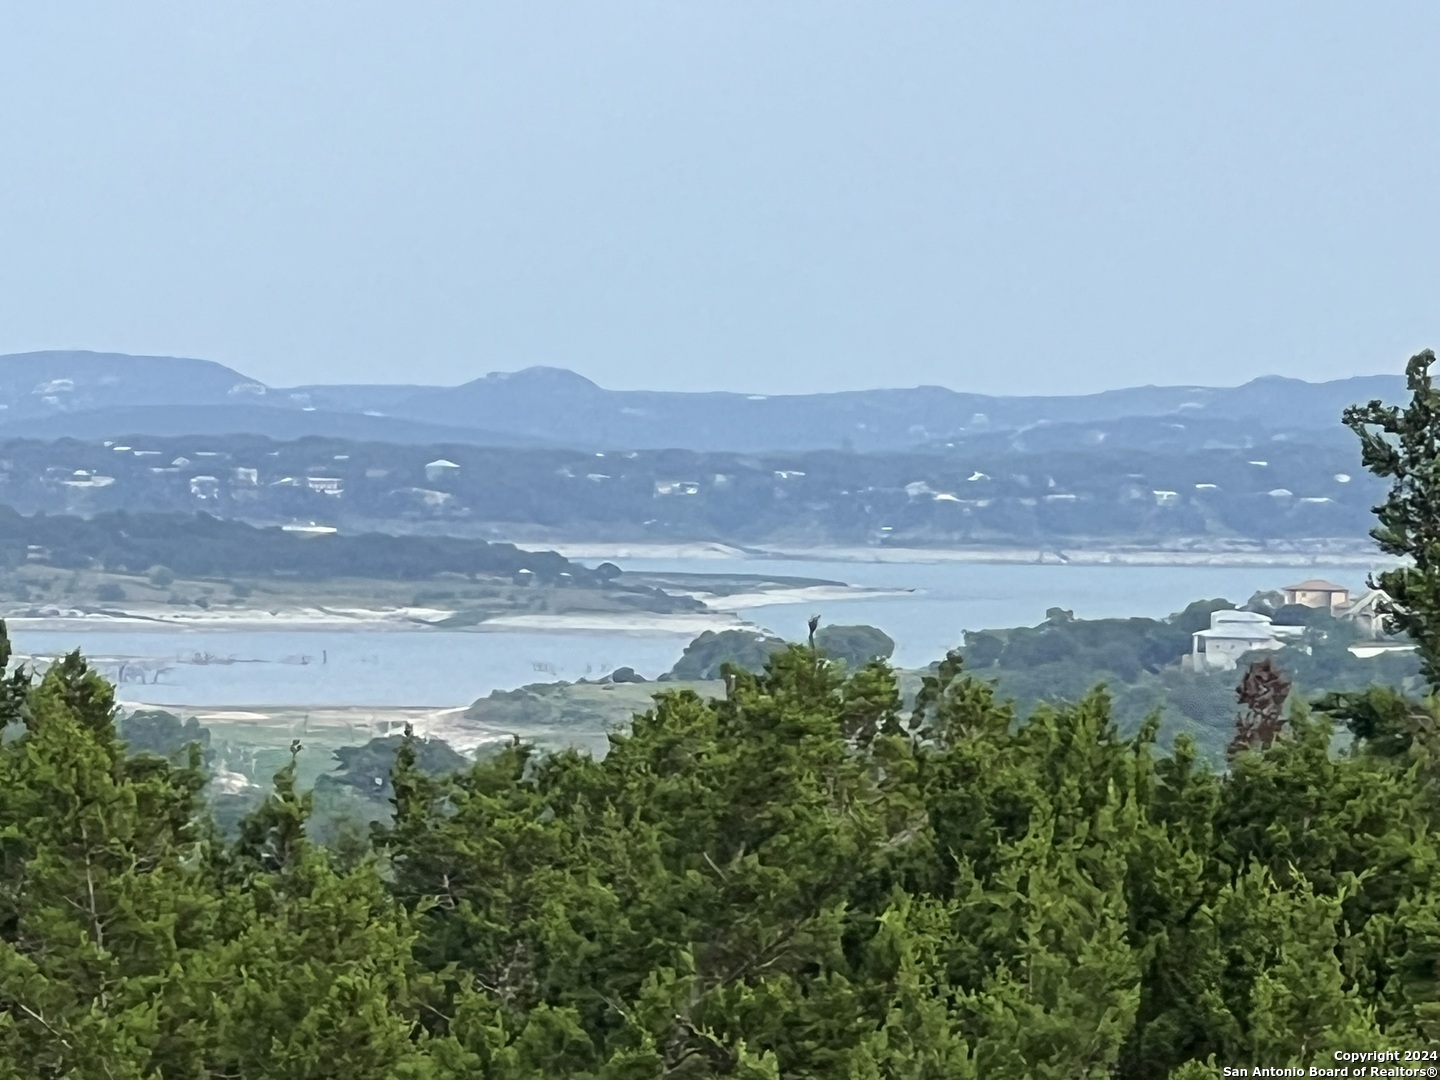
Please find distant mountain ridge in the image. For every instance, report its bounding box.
[381,368,1405,451]
[0,351,267,417]
[0,350,1402,452]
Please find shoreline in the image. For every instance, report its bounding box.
[0,548,1398,637]
[3,608,455,633]
[467,611,747,634]
[541,540,1400,569]
[2,609,754,636]
[0,582,904,635]
[682,584,911,610]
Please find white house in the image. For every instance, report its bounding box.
[1209,610,1266,628]
[305,476,344,496]
[1191,609,1294,672]
[189,475,220,499]
[425,459,460,483]
[62,470,115,489]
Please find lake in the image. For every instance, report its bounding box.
[632,556,1389,668]
[7,558,1384,708]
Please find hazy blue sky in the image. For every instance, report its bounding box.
[2,4,1437,395]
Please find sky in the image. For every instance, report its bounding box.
[1,3,1437,396]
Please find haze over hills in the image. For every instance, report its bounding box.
[382,368,1406,453]
[0,403,555,448]
[0,350,1402,453]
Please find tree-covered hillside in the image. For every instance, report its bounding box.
[0,432,1385,548]
[0,505,654,591]
[957,599,1421,758]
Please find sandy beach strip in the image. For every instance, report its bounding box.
[690,584,912,610]
[2,604,754,639]
[518,538,1399,569]
[0,585,898,636]
[467,611,748,634]
[6,610,753,636]
[527,541,755,561]
[1,605,457,633]
[738,544,1401,568]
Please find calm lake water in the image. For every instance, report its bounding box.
[7,558,1385,708]
[633,557,1390,669]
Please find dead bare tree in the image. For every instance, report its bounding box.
[1228,656,1293,759]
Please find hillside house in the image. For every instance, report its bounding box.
[189,476,219,499]
[1282,578,1351,609]
[1191,609,1294,672]
[1336,589,1389,638]
[304,477,344,496]
[402,488,452,508]
[62,470,115,489]
[425,459,460,482]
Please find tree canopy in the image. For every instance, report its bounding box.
[1345,348,1440,682]
[1,618,1438,1075]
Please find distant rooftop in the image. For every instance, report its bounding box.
[1194,625,1282,641]
[1211,610,1271,625]
[1282,578,1349,592]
